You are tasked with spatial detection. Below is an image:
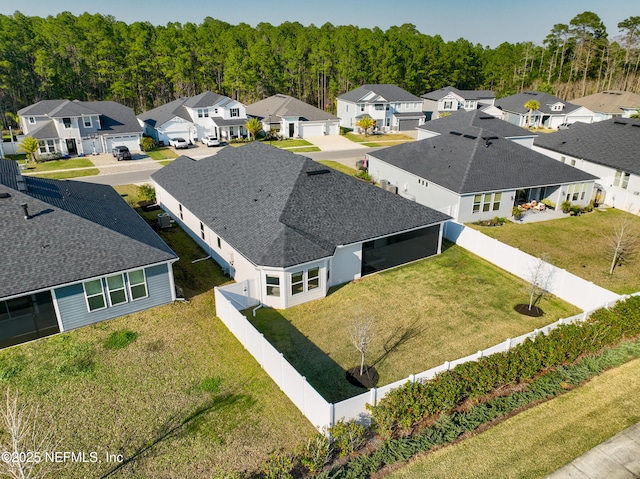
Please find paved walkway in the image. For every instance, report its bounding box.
[546,422,640,478]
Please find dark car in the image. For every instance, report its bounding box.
[112,146,132,161]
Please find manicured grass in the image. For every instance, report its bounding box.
[468,208,640,295]
[19,157,95,172]
[266,139,313,148]
[145,147,178,161]
[285,146,320,152]
[27,168,100,180]
[318,160,357,176]
[346,133,415,144]
[0,186,314,478]
[362,140,410,147]
[387,356,640,479]
[249,244,579,402]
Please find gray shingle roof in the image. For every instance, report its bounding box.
[495,91,582,115]
[421,86,496,101]
[151,142,449,268]
[418,109,535,138]
[137,98,192,128]
[246,94,339,121]
[0,160,176,299]
[28,121,59,140]
[18,100,68,116]
[371,127,597,194]
[570,91,640,115]
[183,91,226,109]
[533,118,640,176]
[337,84,422,103]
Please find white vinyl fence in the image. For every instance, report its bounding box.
[443,221,620,311]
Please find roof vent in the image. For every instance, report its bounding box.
[632,124,640,128]
[20,203,29,219]
[463,134,477,139]
[614,120,627,125]
[306,169,330,176]
[449,131,462,136]
[479,115,494,120]
[0,192,10,199]
[16,175,27,192]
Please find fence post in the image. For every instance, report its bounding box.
[505,338,512,351]
[409,374,415,384]
[330,403,335,429]
[260,333,265,367]
[477,350,483,360]
[302,376,306,415]
[370,387,378,407]
[444,360,450,371]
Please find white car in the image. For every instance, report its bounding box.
[169,137,189,149]
[201,135,221,147]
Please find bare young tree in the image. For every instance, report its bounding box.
[606,213,638,275]
[0,389,59,479]
[526,254,553,311]
[349,317,376,375]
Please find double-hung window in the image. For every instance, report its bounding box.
[84,279,106,311]
[128,269,148,300]
[230,108,239,117]
[83,116,92,128]
[63,117,72,129]
[106,274,127,306]
[613,170,630,190]
[266,275,280,296]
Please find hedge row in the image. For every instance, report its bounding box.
[369,295,640,438]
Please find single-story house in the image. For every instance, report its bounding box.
[421,86,496,121]
[246,94,340,138]
[416,109,538,148]
[495,91,595,129]
[570,90,640,122]
[366,125,598,222]
[533,118,640,214]
[151,142,450,309]
[0,160,178,349]
[337,84,425,132]
[18,100,143,156]
[138,91,248,145]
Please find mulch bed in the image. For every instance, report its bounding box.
[346,366,379,389]
[514,304,544,317]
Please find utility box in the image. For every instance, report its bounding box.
[157,213,172,229]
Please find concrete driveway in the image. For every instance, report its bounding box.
[304,134,367,151]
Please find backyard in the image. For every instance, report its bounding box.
[468,207,640,295]
[0,186,314,479]
[249,243,580,403]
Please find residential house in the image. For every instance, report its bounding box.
[570,90,640,122]
[337,84,425,132]
[495,91,595,129]
[18,100,143,156]
[151,142,450,309]
[366,125,597,222]
[138,91,248,145]
[416,109,537,148]
[246,94,340,138]
[533,118,640,214]
[421,86,496,121]
[0,160,178,349]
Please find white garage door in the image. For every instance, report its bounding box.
[105,135,141,153]
[299,123,325,138]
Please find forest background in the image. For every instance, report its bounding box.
[0,10,639,125]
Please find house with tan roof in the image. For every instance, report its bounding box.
[570,91,640,122]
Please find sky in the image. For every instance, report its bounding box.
[2,0,638,47]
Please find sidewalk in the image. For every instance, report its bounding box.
[546,423,640,478]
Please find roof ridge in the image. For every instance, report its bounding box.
[458,136,482,192]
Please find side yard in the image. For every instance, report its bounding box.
[468,208,640,295]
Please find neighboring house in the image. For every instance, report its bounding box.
[337,84,425,132]
[495,91,595,129]
[18,100,143,156]
[138,91,248,145]
[366,125,597,222]
[421,86,496,121]
[0,160,178,349]
[151,142,450,309]
[416,109,537,148]
[570,90,640,122]
[533,118,640,214]
[246,94,340,138]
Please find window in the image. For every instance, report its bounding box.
[473,192,501,213]
[230,108,239,117]
[307,268,319,290]
[551,103,564,111]
[385,117,390,127]
[473,194,482,213]
[385,104,390,111]
[560,156,566,163]
[197,108,209,118]
[613,170,630,189]
[359,104,365,112]
[83,116,92,128]
[443,100,453,110]
[375,104,384,110]
[178,204,183,220]
[482,193,491,212]
[63,117,72,129]
[200,221,205,240]
[464,100,475,109]
[83,279,106,312]
[266,275,280,296]
[291,271,304,295]
[214,108,218,114]
[28,117,35,124]
[106,274,127,306]
[38,140,55,154]
[128,269,148,300]
[570,159,576,166]
[492,192,502,211]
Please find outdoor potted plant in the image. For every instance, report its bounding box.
[561,200,572,213]
[512,205,523,220]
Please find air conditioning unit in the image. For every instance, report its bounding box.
[380,179,388,189]
[157,213,172,229]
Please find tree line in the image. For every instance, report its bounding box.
[0,10,638,124]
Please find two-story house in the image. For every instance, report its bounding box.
[421,86,496,121]
[138,91,248,145]
[18,100,143,156]
[337,84,425,133]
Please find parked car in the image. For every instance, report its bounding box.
[112,145,132,161]
[201,135,221,147]
[169,137,189,149]
[557,123,571,130]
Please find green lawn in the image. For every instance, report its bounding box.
[145,147,178,161]
[266,138,313,148]
[18,157,95,172]
[0,186,314,478]
[249,244,579,402]
[284,146,320,152]
[27,168,100,180]
[468,208,640,294]
[387,356,640,479]
[318,160,357,176]
[345,132,415,145]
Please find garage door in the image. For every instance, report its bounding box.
[299,123,325,137]
[398,119,420,131]
[105,135,141,153]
